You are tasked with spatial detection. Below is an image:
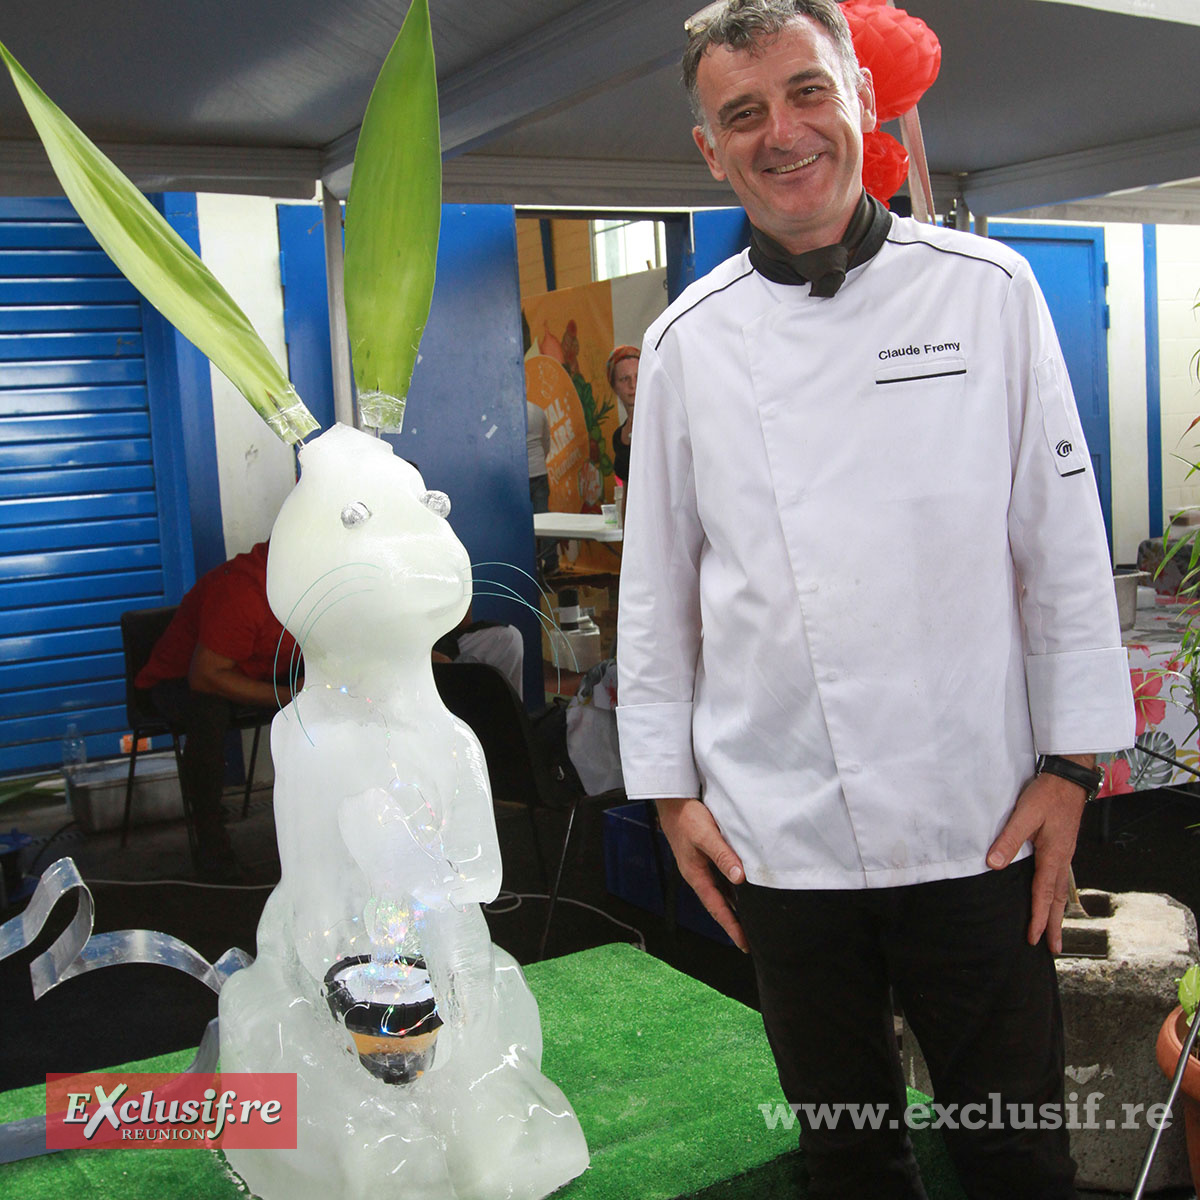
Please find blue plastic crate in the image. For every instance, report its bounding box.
[602,802,732,945]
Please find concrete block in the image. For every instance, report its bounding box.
[1059,891,1199,1193]
[903,891,1199,1194]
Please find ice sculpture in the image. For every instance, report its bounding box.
[218,423,589,1199]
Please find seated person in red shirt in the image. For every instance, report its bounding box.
[135,540,298,880]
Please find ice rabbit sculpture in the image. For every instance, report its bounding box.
[217,424,588,1199]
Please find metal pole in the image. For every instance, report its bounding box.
[1130,1010,1200,1199]
[886,0,936,225]
[897,106,936,224]
[321,183,357,429]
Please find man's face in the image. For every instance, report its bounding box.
[613,358,639,408]
[691,17,876,254]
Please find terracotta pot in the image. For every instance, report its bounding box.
[1155,1006,1200,1194]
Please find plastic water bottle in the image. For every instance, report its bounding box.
[61,723,87,780]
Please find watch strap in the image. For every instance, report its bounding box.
[1036,754,1104,802]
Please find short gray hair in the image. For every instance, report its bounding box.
[683,0,862,136]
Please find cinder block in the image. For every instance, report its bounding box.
[903,891,1199,1194]
[1058,892,1199,1193]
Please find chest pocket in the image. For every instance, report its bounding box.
[874,355,967,392]
[867,355,973,500]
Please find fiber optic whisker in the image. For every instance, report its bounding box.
[471,560,555,610]
[287,585,380,746]
[277,572,381,719]
[468,588,577,676]
[470,560,577,684]
[468,589,581,682]
[466,586,567,646]
[273,561,384,701]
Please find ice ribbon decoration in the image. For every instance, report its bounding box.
[0,857,251,998]
[0,856,251,1164]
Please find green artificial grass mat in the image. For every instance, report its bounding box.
[0,1044,238,1199]
[536,943,794,1199]
[0,942,965,1199]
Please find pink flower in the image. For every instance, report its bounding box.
[1129,669,1166,735]
[1097,758,1132,799]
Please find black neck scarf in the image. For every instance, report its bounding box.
[748,191,890,298]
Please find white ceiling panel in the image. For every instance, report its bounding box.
[1034,0,1200,26]
[1,0,1198,219]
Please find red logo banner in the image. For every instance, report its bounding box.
[45,1072,297,1150]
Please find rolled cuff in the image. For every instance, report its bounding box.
[1025,646,1136,755]
[615,701,700,799]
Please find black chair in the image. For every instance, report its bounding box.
[432,661,669,959]
[118,606,266,863]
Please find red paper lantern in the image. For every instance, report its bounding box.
[861,130,909,204]
[842,1,941,123]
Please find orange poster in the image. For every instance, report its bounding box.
[523,279,622,574]
[525,356,590,510]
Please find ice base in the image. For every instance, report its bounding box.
[220,910,586,1200]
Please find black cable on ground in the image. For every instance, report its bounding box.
[25,819,78,874]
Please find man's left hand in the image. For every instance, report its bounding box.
[986,760,1093,953]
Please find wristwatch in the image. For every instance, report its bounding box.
[1035,754,1105,802]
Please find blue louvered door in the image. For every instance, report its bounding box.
[0,197,189,776]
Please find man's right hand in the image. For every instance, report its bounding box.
[655,797,749,952]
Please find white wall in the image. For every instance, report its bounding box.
[1104,222,1149,563]
[1156,225,1200,517]
[195,193,300,557]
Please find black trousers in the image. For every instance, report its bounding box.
[148,679,273,857]
[735,858,1076,1200]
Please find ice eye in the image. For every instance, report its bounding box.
[340,501,371,528]
[420,490,451,519]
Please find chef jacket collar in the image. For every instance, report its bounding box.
[748,192,890,297]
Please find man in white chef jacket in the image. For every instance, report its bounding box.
[615,2,1135,1197]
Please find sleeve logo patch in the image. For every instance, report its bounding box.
[1056,440,1073,458]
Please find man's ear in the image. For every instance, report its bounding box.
[857,67,878,134]
[692,124,727,182]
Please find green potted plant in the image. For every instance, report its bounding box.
[1151,965,1200,1195]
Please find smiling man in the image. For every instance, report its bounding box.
[690,3,873,253]
[614,2,1134,1198]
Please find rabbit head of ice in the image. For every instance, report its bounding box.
[266,424,471,668]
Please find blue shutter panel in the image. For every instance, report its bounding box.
[0,197,172,775]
